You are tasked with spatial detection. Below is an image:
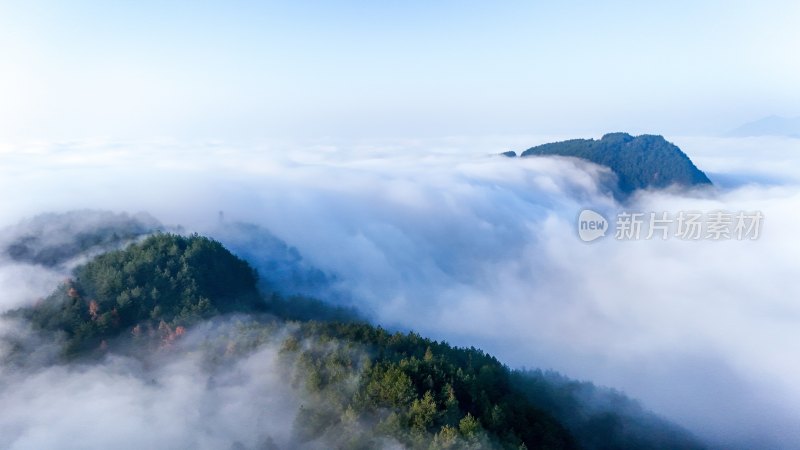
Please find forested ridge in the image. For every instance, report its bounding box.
[4,234,705,449]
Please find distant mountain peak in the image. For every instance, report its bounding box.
[728,115,800,138]
[520,133,712,195]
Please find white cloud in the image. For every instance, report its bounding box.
[1,135,799,448]
[0,335,298,450]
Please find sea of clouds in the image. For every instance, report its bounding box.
[0,134,798,449]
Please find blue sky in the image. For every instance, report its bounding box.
[0,1,798,141]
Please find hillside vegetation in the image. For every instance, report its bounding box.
[5,234,705,450]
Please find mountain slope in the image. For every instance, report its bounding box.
[3,233,705,450]
[520,133,712,195]
[9,233,265,356]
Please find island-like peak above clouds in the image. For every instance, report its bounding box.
[520,133,712,195]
